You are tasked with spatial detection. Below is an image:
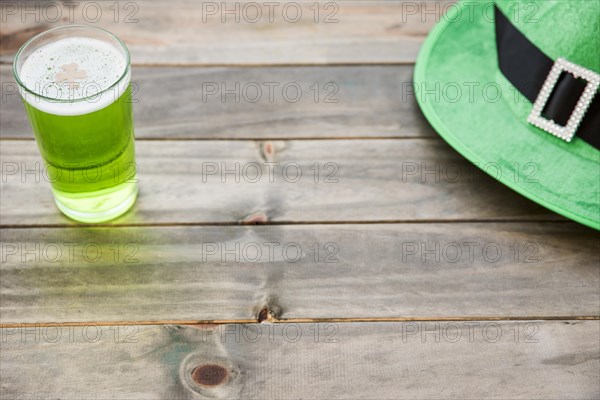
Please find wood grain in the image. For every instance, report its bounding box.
[1,65,435,139]
[1,321,598,399]
[0,139,560,226]
[0,1,447,65]
[3,2,596,398]
[2,222,598,324]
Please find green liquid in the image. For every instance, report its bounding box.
[23,86,137,222]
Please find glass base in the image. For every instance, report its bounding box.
[53,181,138,223]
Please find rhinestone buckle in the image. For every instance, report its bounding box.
[527,58,600,142]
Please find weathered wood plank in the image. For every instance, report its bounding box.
[1,65,434,139]
[0,1,446,65]
[1,223,597,324]
[1,321,598,399]
[0,139,560,225]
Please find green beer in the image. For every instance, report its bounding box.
[13,26,137,223]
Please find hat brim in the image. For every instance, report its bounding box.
[414,1,600,230]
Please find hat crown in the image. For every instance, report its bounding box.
[495,0,599,72]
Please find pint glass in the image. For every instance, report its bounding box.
[13,25,137,223]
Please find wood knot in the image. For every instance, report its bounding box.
[257,308,269,323]
[191,364,228,387]
[260,141,276,162]
[241,212,268,225]
[257,307,280,323]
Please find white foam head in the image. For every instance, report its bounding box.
[17,36,130,116]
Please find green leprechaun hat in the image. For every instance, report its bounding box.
[414,0,600,229]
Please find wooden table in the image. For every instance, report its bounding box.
[1,1,599,398]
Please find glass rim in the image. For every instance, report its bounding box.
[12,24,131,103]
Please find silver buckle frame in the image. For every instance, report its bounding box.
[527,58,600,142]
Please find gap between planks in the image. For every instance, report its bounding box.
[0,219,573,229]
[1,315,598,329]
[0,136,435,141]
[0,61,417,68]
